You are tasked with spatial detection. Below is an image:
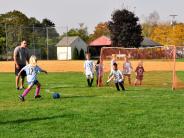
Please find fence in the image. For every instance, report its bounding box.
[0,25,68,60]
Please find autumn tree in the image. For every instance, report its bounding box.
[89,22,110,42]
[150,23,184,46]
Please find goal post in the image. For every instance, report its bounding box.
[98,46,184,90]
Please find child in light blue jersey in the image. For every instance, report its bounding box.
[17,55,47,101]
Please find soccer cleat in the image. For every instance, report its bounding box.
[35,95,41,99]
[19,95,24,101]
[19,87,25,90]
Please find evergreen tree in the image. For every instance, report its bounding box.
[108,9,143,48]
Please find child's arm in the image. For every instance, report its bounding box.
[107,71,114,83]
[107,75,114,83]
[130,62,133,69]
[41,69,47,74]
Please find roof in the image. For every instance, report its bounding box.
[141,37,163,47]
[89,35,111,47]
[56,36,79,47]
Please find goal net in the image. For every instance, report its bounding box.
[98,46,184,90]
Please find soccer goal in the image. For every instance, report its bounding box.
[98,46,184,90]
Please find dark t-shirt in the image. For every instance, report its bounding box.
[135,66,144,76]
[14,46,29,65]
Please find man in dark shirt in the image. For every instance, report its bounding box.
[13,40,29,90]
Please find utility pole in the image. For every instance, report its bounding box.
[32,24,35,55]
[170,14,178,26]
[66,26,68,60]
[46,26,49,60]
[5,23,8,61]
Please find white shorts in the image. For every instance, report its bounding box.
[86,72,94,79]
[114,79,123,83]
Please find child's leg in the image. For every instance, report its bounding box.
[90,73,94,87]
[86,75,90,87]
[90,78,93,87]
[128,75,131,85]
[22,85,33,97]
[139,80,142,85]
[35,82,41,96]
[96,77,99,86]
[119,81,125,90]
[99,76,103,87]
[134,79,138,86]
[115,83,120,91]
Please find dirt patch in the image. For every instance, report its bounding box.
[0,60,184,72]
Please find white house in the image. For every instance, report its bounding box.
[56,36,88,60]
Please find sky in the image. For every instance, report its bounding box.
[0,0,184,34]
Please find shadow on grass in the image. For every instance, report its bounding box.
[0,113,79,125]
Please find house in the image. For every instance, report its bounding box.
[89,35,111,57]
[89,36,163,57]
[56,36,87,60]
[141,37,163,47]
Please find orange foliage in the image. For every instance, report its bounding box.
[150,23,184,46]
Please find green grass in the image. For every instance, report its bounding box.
[0,72,184,138]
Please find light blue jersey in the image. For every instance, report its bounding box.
[22,64,42,84]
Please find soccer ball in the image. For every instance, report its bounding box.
[52,92,60,99]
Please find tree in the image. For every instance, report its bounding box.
[0,10,59,59]
[79,49,85,60]
[150,23,184,46]
[65,24,89,42]
[89,22,110,42]
[142,11,160,37]
[42,18,55,27]
[72,47,79,59]
[108,9,143,48]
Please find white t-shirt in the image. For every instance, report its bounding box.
[84,60,94,75]
[109,69,123,83]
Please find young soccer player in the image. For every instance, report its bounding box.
[134,61,145,86]
[84,53,94,87]
[107,63,125,91]
[95,58,103,86]
[123,56,133,85]
[17,55,47,101]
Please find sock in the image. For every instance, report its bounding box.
[119,82,125,90]
[115,83,120,91]
[35,86,40,96]
[22,88,31,97]
[90,79,94,87]
[87,79,90,86]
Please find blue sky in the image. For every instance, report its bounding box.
[0,0,183,33]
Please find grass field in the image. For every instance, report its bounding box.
[1,72,184,138]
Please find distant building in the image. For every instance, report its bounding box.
[89,36,163,57]
[89,35,111,57]
[141,37,163,47]
[56,36,87,60]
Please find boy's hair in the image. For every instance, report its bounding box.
[29,55,37,66]
[96,59,100,64]
[113,62,117,67]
